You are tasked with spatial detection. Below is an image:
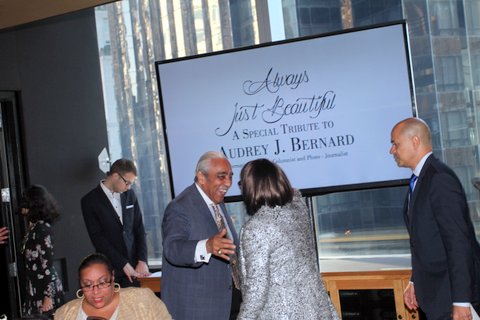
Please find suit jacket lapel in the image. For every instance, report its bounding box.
[220,203,239,245]
[190,185,220,233]
[190,185,238,244]
[96,185,123,226]
[408,154,434,229]
[121,192,128,223]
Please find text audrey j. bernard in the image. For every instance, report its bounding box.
[222,134,355,159]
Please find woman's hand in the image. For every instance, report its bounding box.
[42,296,53,312]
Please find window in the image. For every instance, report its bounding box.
[95,0,259,265]
[95,0,480,268]
[430,0,464,36]
[441,110,470,147]
[465,0,480,35]
[435,55,464,91]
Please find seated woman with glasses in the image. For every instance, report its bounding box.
[54,253,171,320]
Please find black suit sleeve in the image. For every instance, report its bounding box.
[130,191,148,264]
[431,171,476,302]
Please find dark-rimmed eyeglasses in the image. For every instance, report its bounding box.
[118,173,135,186]
[80,279,112,292]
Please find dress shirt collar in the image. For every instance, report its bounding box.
[413,152,432,177]
[195,183,217,208]
[100,180,121,200]
[195,183,233,238]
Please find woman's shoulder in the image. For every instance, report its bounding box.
[291,188,305,203]
[33,220,52,228]
[30,221,52,235]
[242,189,304,229]
[118,287,172,319]
[241,205,280,235]
[120,286,150,295]
[54,297,82,318]
[119,287,159,301]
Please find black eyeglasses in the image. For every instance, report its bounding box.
[118,173,135,186]
[80,279,112,292]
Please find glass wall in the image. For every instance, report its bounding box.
[95,0,480,267]
[95,0,258,265]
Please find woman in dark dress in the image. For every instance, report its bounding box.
[21,185,64,317]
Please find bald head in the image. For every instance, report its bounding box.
[394,117,432,147]
[390,117,433,170]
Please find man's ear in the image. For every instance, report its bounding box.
[196,172,206,185]
[412,135,421,148]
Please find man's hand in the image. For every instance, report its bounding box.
[123,262,140,283]
[206,228,236,261]
[403,282,419,310]
[452,305,472,320]
[135,260,150,277]
[0,226,9,244]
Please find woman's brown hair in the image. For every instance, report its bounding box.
[239,158,293,215]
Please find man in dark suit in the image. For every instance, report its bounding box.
[390,117,480,319]
[161,151,241,320]
[81,158,149,287]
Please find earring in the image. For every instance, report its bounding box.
[114,283,121,292]
[76,289,84,299]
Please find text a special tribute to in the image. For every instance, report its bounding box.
[214,67,354,165]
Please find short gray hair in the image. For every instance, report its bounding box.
[194,151,227,180]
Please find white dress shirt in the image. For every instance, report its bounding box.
[100,180,123,224]
[193,183,233,263]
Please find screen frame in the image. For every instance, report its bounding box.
[155,20,417,202]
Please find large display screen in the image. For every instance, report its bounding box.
[156,21,415,200]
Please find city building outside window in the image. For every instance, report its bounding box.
[95,0,480,268]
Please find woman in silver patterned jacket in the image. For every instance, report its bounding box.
[237,159,339,320]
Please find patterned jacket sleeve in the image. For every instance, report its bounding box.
[237,214,272,319]
[30,223,56,297]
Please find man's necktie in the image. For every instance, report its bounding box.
[212,204,241,290]
[409,174,418,194]
[408,174,418,208]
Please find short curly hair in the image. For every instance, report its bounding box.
[78,252,114,281]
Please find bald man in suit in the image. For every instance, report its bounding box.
[390,117,480,319]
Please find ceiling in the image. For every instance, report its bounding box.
[0,0,115,31]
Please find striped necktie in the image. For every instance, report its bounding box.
[212,204,241,290]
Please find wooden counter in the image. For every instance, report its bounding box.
[322,269,419,319]
[139,269,419,319]
[138,276,161,293]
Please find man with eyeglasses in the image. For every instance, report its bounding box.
[161,151,241,320]
[81,158,150,288]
